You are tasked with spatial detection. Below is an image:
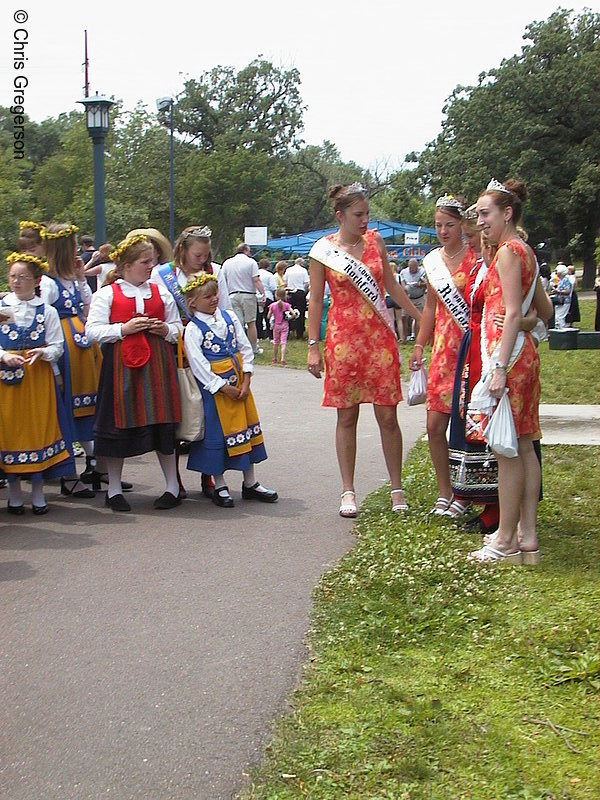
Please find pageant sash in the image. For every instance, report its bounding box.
[159,263,192,321]
[423,248,470,334]
[309,237,396,337]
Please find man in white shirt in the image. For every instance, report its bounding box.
[284,257,310,339]
[400,258,427,340]
[221,243,266,354]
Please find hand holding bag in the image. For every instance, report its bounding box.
[407,360,427,406]
[484,388,518,458]
[176,335,205,442]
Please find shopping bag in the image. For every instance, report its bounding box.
[484,389,518,458]
[407,361,427,406]
[176,335,205,442]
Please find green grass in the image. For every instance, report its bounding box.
[255,299,600,404]
[239,443,600,799]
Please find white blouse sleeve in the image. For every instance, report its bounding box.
[184,321,227,395]
[39,275,59,306]
[157,284,183,344]
[76,280,93,309]
[229,312,254,374]
[217,270,233,310]
[41,305,64,363]
[85,286,123,344]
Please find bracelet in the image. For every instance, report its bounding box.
[493,362,507,372]
[414,343,424,351]
[308,339,319,347]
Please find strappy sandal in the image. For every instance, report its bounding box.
[443,498,472,519]
[467,544,522,565]
[339,490,357,518]
[483,529,539,565]
[391,488,408,513]
[430,496,452,515]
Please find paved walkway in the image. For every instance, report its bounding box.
[539,404,600,445]
[0,366,426,800]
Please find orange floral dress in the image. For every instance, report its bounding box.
[426,248,476,414]
[320,230,401,408]
[482,239,541,438]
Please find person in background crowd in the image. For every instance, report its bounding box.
[552,263,573,329]
[83,244,115,291]
[274,260,287,289]
[400,258,427,341]
[221,243,266,355]
[284,257,310,339]
[268,287,296,366]
[257,258,277,339]
[595,265,600,332]
[17,221,45,258]
[565,264,580,326]
[79,235,96,291]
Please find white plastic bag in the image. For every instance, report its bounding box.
[484,389,518,458]
[407,361,427,406]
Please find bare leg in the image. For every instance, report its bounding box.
[493,450,524,553]
[517,435,541,551]
[246,321,259,352]
[272,341,279,362]
[373,404,403,489]
[426,410,452,500]
[280,342,287,364]
[336,406,360,492]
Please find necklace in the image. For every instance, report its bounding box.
[337,234,363,249]
[444,244,466,259]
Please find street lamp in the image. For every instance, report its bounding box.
[78,93,114,246]
[156,97,175,246]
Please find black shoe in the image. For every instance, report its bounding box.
[178,486,188,500]
[153,491,181,510]
[7,503,25,515]
[80,456,97,483]
[60,478,95,499]
[104,493,131,512]
[241,481,278,503]
[212,486,234,508]
[32,504,49,516]
[463,515,498,535]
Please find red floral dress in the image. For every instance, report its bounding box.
[482,239,540,438]
[426,248,477,414]
[320,230,401,408]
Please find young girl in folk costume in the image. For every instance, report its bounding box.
[17,220,45,257]
[182,274,277,508]
[409,194,477,517]
[85,235,183,512]
[267,287,297,366]
[40,223,102,498]
[0,253,75,514]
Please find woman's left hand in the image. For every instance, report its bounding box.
[488,368,507,400]
[25,347,45,364]
[238,374,251,401]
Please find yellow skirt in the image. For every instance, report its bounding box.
[0,356,70,474]
[61,316,102,418]
[212,353,264,458]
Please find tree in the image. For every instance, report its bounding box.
[418,9,600,285]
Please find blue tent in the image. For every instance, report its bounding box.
[263,219,437,260]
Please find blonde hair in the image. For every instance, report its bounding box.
[174,226,213,271]
[43,223,77,279]
[105,237,153,284]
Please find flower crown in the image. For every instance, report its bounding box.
[6,252,49,271]
[19,220,46,233]
[180,273,218,294]
[182,225,212,240]
[41,224,79,240]
[109,234,150,262]
[486,178,511,195]
[436,194,465,213]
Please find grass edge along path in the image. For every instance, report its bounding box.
[238,442,600,800]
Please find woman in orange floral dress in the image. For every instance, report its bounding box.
[410,196,477,516]
[307,183,421,518]
[469,179,542,565]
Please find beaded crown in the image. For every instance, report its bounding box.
[436,194,464,213]
[347,182,367,195]
[463,204,479,223]
[486,178,511,195]
[6,251,49,271]
[183,226,212,239]
[180,273,218,294]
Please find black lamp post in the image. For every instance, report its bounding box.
[78,93,114,245]
[156,97,175,246]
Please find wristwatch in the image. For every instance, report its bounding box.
[308,339,319,347]
[494,361,507,372]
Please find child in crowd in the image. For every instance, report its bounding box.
[267,287,297,366]
[182,274,277,508]
[40,223,102,498]
[85,235,183,512]
[0,253,74,514]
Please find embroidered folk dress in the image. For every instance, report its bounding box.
[40,274,102,442]
[0,294,73,478]
[482,239,541,439]
[315,230,401,408]
[85,279,182,458]
[426,248,476,415]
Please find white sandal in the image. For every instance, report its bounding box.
[339,490,357,518]
[391,488,408,513]
[467,544,522,565]
[430,496,452,515]
[443,498,472,519]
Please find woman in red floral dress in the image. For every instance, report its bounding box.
[307,183,421,517]
[410,196,477,516]
[469,179,542,565]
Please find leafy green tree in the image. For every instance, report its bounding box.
[418,9,600,285]
[372,168,435,228]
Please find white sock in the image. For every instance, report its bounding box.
[213,474,227,490]
[243,466,256,488]
[8,477,23,507]
[30,475,46,507]
[157,452,179,496]
[105,456,123,498]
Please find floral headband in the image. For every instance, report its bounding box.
[40,224,79,240]
[6,252,49,271]
[109,234,150,262]
[19,220,46,233]
[180,273,218,294]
